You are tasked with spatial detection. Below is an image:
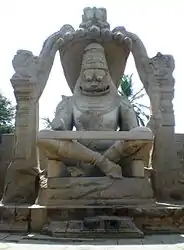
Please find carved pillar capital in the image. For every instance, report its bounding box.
[11,77,37,101]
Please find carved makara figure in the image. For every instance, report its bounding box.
[38,41,151,178]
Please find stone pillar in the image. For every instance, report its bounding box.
[2,33,65,204]
[2,78,39,204]
[12,79,38,162]
[148,53,181,200]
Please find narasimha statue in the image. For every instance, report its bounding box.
[38,40,151,178]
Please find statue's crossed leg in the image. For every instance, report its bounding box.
[38,139,122,178]
[38,138,150,179]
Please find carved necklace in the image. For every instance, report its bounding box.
[73,92,121,115]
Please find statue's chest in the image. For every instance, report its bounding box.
[73,105,119,131]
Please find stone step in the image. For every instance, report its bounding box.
[43,216,144,238]
[1,203,184,235]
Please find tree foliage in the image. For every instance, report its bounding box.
[42,117,52,129]
[119,74,150,126]
[0,93,15,134]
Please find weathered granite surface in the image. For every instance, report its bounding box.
[0,5,181,221]
[37,177,154,206]
[2,133,184,202]
[44,216,144,238]
[1,6,158,206]
[3,233,184,248]
[1,203,184,236]
[36,8,154,191]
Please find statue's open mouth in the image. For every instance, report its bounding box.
[80,85,110,95]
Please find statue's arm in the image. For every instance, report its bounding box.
[51,96,73,131]
[119,98,138,131]
[126,31,149,93]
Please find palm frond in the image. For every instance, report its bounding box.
[130,87,145,102]
[119,74,150,126]
[120,74,134,98]
[42,117,52,128]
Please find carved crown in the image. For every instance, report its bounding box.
[148,52,175,80]
[80,7,110,29]
[57,7,132,92]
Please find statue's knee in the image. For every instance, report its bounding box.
[130,127,152,133]
[113,140,125,154]
[58,140,73,155]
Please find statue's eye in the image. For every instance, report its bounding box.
[84,69,93,81]
[86,75,93,81]
[96,76,103,82]
[95,69,105,82]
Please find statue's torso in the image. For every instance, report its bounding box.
[73,99,119,151]
[73,105,119,131]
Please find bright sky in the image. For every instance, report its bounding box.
[0,0,183,132]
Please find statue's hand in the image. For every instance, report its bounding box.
[51,118,67,131]
[12,32,64,83]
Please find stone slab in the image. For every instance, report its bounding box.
[0,222,28,232]
[3,233,184,248]
[127,205,184,234]
[1,203,184,235]
[44,216,143,238]
[30,206,47,232]
[44,203,184,235]
[21,233,117,244]
[0,233,9,240]
[3,234,24,242]
[38,130,153,141]
[45,177,153,206]
[0,205,29,233]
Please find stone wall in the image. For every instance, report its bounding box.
[175,134,184,169]
[0,133,184,200]
[0,134,14,198]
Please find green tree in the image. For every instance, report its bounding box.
[119,74,150,126]
[0,93,15,134]
[42,117,52,129]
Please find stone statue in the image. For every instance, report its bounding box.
[1,7,180,237]
[3,6,166,206]
[38,8,152,179]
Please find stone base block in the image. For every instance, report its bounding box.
[30,205,47,232]
[1,202,184,237]
[43,216,144,238]
[131,204,184,234]
[0,204,30,232]
[38,177,154,206]
[43,203,184,237]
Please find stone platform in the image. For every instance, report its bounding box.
[2,233,184,250]
[37,177,154,206]
[1,202,184,238]
[43,216,144,238]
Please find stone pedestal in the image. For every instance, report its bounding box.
[47,160,63,178]
[131,160,145,177]
[1,201,184,237]
[37,177,154,206]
